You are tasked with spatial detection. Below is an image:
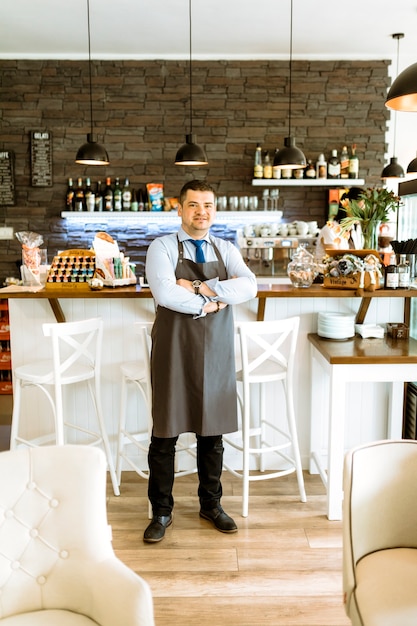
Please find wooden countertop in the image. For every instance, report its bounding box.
[308,332,417,365]
[2,283,416,324]
[3,283,416,300]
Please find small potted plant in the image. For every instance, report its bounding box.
[339,187,401,250]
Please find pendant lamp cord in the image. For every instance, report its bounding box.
[87,0,94,137]
[188,0,193,136]
[392,33,401,156]
[288,0,293,137]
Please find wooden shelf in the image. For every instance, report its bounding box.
[252,179,365,188]
[60,210,284,222]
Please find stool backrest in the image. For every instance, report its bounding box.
[42,317,103,383]
[236,317,300,385]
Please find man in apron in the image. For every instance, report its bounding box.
[144,180,257,542]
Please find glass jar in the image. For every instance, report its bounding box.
[287,245,316,288]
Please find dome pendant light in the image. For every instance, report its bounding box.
[75,0,109,166]
[382,34,405,180]
[175,0,208,166]
[273,0,306,171]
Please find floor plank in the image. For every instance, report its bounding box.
[107,471,350,626]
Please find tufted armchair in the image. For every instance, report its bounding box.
[343,439,417,626]
[0,445,154,625]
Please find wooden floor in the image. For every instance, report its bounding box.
[107,471,350,626]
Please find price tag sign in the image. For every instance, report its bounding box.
[0,150,15,206]
[30,130,53,187]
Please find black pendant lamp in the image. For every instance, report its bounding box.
[381,34,405,180]
[407,152,417,178]
[75,0,109,166]
[175,0,208,166]
[273,0,306,171]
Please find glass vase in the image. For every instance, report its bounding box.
[362,221,380,250]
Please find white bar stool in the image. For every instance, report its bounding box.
[10,316,120,496]
[116,322,197,495]
[223,317,307,517]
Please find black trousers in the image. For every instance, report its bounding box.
[147,434,224,516]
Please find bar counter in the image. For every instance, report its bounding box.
[4,282,416,324]
[2,281,414,487]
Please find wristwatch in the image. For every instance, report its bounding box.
[192,280,202,294]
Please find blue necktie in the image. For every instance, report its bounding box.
[190,239,206,263]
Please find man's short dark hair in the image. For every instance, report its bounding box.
[179,180,216,205]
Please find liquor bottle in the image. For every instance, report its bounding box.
[384,253,399,289]
[340,145,349,179]
[253,143,263,179]
[130,189,138,211]
[263,151,272,179]
[328,150,340,179]
[66,177,75,211]
[305,160,316,179]
[84,177,95,212]
[272,149,281,179]
[74,177,85,212]
[398,254,410,289]
[122,177,132,210]
[113,177,122,211]
[95,181,103,212]
[349,144,359,179]
[316,154,327,179]
[104,177,113,211]
[137,188,145,212]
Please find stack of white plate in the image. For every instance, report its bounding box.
[317,311,355,340]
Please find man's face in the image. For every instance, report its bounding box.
[178,189,216,238]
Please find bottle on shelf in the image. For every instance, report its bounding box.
[84,177,95,212]
[293,167,304,180]
[253,143,263,179]
[65,177,75,211]
[384,253,399,289]
[122,177,132,210]
[272,149,281,179]
[262,151,272,179]
[104,177,114,211]
[316,154,327,179]
[349,144,359,179]
[340,145,349,179]
[137,188,145,212]
[281,167,292,180]
[95,181,103,212]
[130,189,138,211]
[328,149,340,179]
[305,160,316,179]
[398,254,410,289]
[74,177,85,212]
[113,177,122,211]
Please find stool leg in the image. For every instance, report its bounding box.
[242,381,250,518]
[116,374,129,486]
[10,379,22,450]
[285,382,306,503]
[90,378,120,497]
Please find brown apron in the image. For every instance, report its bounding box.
[150,237,237,438]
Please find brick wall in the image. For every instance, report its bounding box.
[0,59,390,281]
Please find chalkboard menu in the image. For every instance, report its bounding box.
[30,130,53,187]
[0,150,15,206]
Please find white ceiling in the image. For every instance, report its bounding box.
[1,0,417,69]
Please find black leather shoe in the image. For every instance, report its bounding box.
[143,514,172,543]
[199,505,238,533]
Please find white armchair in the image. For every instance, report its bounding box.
[0,445,154,625]
[343,439,417,626]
